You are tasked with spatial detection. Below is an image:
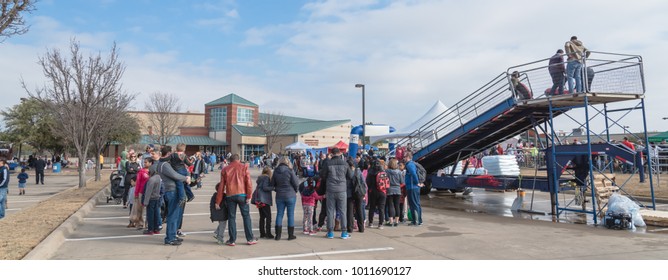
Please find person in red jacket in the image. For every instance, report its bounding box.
[132,157,152,229]
[215,154,256,246]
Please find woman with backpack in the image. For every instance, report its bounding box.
[366,159,388,229]
[385,159,404,227]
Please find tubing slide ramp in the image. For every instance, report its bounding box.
[394,51,654,222]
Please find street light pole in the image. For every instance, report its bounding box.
[355,84,365,149]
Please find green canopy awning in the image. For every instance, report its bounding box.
[648,131,668,143]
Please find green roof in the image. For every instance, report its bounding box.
[233,116,349,137]
[259,113,321,123]
[140,135,227,146]
[205,93,258,107]
[649,131,668,143]
[232,125,265,137]
[283,119,349,135]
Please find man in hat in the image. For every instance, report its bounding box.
[142,144,155,164]
[320,147,353,239]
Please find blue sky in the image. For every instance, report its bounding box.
[3,0,668,135]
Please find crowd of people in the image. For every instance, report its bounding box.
[114,141,427,246]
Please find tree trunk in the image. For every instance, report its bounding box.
[94,147,103,181]
[94,155,101,181]
[78,151,87,188]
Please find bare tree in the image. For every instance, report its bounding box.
[144,91,185,146]
[91,107,139,181]
[257,112,290,153]
[23,39,129,188]
[0,0,35,42]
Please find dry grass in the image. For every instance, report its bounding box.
[0,177,108,260]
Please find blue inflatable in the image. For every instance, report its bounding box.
[348,125,364,157]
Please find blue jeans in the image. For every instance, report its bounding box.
[163,191,180,243]
[566,60,583,93]
[226,195,254,243]
[0,188,7,219]
[192,173,201,188]
[407,188,423,225]
[146,199,161,231]
[275,196,297,227]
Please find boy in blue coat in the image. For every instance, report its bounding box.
[17,168,29,195]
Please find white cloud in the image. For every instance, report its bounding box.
[243,0,668,131]
[226,9,239,19]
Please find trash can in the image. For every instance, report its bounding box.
[53,162,62,173]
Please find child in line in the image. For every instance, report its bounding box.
[132,157,152,230]
[127,177,137,228]
[254,167,274,239]
[17,168,29,195]
[142,159,162,235]
[300,177,322,235]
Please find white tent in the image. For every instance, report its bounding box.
[370,100,452,144]
[285,141,310,151]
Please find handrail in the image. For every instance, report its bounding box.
[392,51,645,163]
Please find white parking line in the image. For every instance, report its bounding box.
[65,228,263,241]
[84,212,259,220]
[4,200,43,203]
[241,247,395,260]
[96,201,212,208]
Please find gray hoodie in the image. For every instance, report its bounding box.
[143,166,162,205]
[156,159,188,193]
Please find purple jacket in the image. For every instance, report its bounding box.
[548,53,565,74]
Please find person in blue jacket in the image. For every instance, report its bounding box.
[0,160,9,219]
[403,152,423,226]
[17,168,29,195]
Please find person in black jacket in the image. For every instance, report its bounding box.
[548,49,566,96]
[271,157,300,241]
[346,159,366,233]
[33,156,46,185]
[255,167,274,239]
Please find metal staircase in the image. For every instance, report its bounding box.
[394,51,655,223]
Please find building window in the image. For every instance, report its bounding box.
[210,107,227,131]
[237,107,254,124]
[242,144,265,163]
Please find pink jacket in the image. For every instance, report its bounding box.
[301,191,322,206]
[135,168,150,197]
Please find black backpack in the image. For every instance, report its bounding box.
[353,168,367,198]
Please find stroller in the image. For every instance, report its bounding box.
[106,170,125,204]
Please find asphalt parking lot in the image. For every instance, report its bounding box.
[30,167,668,260]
